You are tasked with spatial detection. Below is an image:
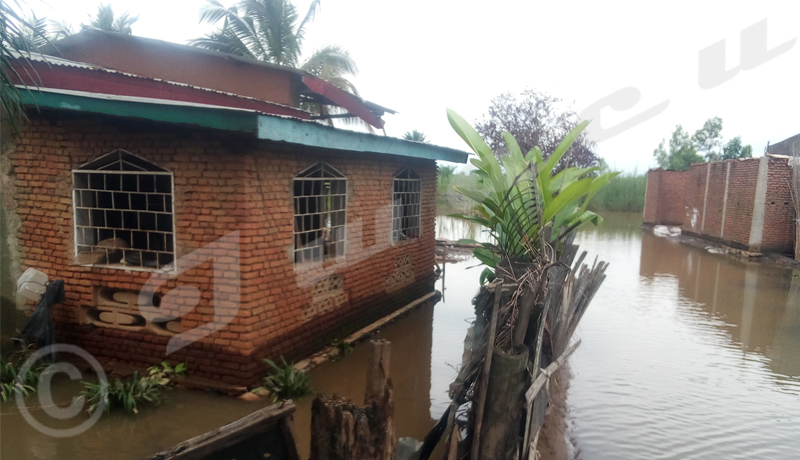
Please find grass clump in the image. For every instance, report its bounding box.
[80,361,186,414]
[259,356,312,403]
[1,342,46,401]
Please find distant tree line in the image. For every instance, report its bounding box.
[653,117,752,171]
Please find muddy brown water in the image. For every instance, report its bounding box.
[2,213,798,459]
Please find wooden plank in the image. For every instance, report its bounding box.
[145,401,296,460]
[447,423,462,460]
[470,280,503,460]
[525,339,581,403]
[279,415,301,460]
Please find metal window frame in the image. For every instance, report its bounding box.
[392,167,422,244]
[71,149,177,272]
[292,162,347,264]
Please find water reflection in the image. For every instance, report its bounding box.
[568,215,800,460]
[435,215,482,241]
[293,303,437,459]
[638,232,800,381]
[4,213,798,459]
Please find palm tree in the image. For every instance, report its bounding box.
[10,12,46,49]
[402,130,428,143]
[191,0,363,127]
[81,4,138,35]
[192,0,318,67]
[49,19,74,40]
[1,0,49,134]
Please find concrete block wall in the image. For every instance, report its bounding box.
[4,112,438,384]
[644,157,796,255]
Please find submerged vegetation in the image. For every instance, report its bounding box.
[80,361,186,415]
[0,342,46,401]
[259,356,312,403]
[330,339,353,362]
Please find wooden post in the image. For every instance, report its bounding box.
[442,244,448,300]
[310,340,395,460]
[365,339,391,403]
[470,280,502,460]
[795,221,799,261]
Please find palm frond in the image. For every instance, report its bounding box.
[48,19,74,40]
[301,45,357,78]
[1,0,49,134]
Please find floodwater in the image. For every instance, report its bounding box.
[567,213,800,459]
[2,212,799,459]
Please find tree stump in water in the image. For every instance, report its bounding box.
[309,340,395,460]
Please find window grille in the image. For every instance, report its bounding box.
[72,150,175,270]
[392,167,421,242]
[293,162,347,263]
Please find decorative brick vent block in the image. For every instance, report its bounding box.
[385,254,415,292]
[82,287,180,336]
[303,274,348,322]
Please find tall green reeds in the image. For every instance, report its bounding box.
[585,174,646,213]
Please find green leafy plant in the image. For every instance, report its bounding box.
[446,109,618,275]
[330,339,353,361]
[259,356,312,403]
[1,342,46,401]
[80,361,186,414]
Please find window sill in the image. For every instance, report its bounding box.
[74,262,177,274]
[392,237,421,247]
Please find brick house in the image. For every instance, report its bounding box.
[2,32,467,384]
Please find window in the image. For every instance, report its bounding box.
[392,167,421,242]
[293,162,346,263]
[72,150,175,269]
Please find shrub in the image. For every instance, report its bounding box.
[1,342,47,401]
[80,361,186,414]
[260,357,312,403]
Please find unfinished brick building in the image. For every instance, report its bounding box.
[2,31,467,384]
[644,153,796,256]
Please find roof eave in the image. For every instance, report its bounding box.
[19,88,469,164]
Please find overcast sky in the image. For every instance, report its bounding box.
[25,0,800,172]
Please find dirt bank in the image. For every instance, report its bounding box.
[535,364,573,460]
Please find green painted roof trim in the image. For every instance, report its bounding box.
[21,90,259,134]
[257,116,468,163]
[21,89,469,164]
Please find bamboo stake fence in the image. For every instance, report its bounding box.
[419,233,608,460]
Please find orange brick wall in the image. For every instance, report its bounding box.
[644,158,796,255]
[721,160,758,247]
[643,169,686,225]
[5,112,439,384]
[762,158,795,254]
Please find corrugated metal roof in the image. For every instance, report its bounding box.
[40,30,396,125]
[12,50,303,113]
